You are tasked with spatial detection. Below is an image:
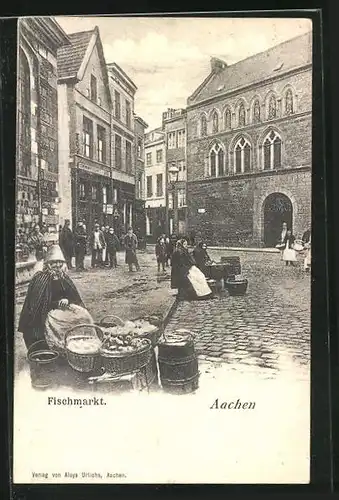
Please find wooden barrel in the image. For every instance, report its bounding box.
[158,334,199,394]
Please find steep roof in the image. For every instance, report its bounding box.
[188,31,312,105]
[57,29,94,80]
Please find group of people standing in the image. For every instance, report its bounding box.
[276,222,311,272]
[59,220,140,273]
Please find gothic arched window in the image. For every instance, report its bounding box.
[224,108,231,130]
[253,100,261,124]
[234,137,251,173]
[212,111,219,134]
[262,130,282,170]
[238,102,246,127]
[285,89,294,115]
[201,115,207,137]
[18,49,31,178]
[268,95,277,120]
[209,143,225,177]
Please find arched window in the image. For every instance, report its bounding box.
[224,108,231,130]
[238,102,246,127]
[268,95,277,120]
[18,49,31,178]
[201,115,207,137]
[212,111,219,134]
[262,130,282,170]
[234,137,251,173]
[253,100,261,124]
[209,143,225,177]
[285,89,294,115]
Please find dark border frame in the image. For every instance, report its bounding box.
[0,6,334,499]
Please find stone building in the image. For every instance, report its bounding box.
[106,62,137,237]
[134,115,149,242]
[57,26,112,235]
[144,128,167,242]
[16,17,70,255]
[162,108,187,237]
[186,31,312,247]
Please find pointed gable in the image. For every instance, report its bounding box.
[57,26,111,108]
[188,31,312,105]
[57,29,93,80]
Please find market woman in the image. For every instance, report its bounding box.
[18,244,93,351]
[171,239,212,301]
[193,241,213,277]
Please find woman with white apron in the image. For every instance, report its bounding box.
[282,230,297,266]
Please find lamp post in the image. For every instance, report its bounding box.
[168,163,179,235]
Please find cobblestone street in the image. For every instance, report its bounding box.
[165,249,311,380]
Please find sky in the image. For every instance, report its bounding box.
[56,16,312,131]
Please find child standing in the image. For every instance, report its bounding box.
[155,237,167,273]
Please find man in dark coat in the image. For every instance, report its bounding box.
[193,242,212,277]
[18,245,85,350]
[28,224,45,261]
[124,227,140,272]
[106,227,120,268]
[73,221,87,271]
[59,219,74,269]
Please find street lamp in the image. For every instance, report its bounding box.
[168,163,179,235]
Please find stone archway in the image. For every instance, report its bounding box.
[263,193,293,247]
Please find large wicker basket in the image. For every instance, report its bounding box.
[99,338,153,375]
[99,314,162,347]
[64,324,103,373]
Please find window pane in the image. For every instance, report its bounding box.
[156,173,163,197]
[210,151,216,177]
[264,141,271,170]
[147,176,153,197]
[273,138,282,168]
[244,144,251,172]
[218,150,224,176]
[115,135,122,169]
[235,147,242,173]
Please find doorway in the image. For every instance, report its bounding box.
[263,193,293,247]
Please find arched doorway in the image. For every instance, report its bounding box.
[263,193,293,247]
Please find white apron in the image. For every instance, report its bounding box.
[187,265,212,297]
[282,240,297,262]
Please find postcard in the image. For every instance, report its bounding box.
[13,15,312,484]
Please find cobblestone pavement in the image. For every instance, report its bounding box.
[165,250,311,379]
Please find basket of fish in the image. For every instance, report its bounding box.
[99,332,152,375]
[98,315,161,347]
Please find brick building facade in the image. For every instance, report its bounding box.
[144,128,167,242]
[16,18,69,257]
[186,32,312,247]
[134,115,149,243]
[106,62,137,237]
[57,27,112,235]
[162,108,187,237]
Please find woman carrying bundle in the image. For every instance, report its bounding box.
[171,239,213,301]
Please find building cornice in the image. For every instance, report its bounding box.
[21,17,70,51]
[187,63,312,111]
[188,164,311,185]
[187,110,312,144]
[74,91,111,125]
[112,123,135,142]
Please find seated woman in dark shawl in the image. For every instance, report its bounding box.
[171,239,212,301]
[18,244,93,351]
[193,241,213,277]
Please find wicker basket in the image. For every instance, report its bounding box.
[64,324,103,373]
[99,315,161,347]
[99,338,153,375]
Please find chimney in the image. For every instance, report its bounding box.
[211,57,227,73]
